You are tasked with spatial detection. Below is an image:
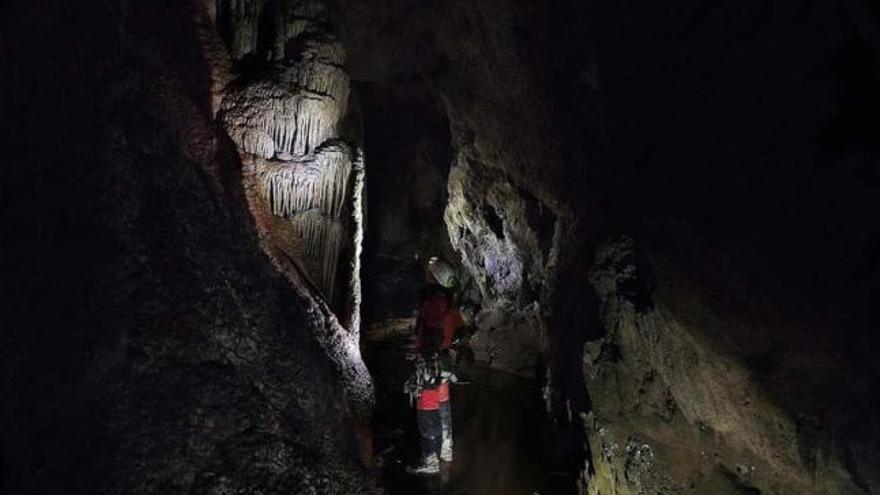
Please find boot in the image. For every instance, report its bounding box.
[406,453,439,474]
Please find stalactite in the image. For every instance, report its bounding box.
[217,0,344,67]
[273,1,329,56]
[285,213,345,298]
[255,142,354,299]
[220,80,347,158]
[217,3,360,310]
[258,143,353,219]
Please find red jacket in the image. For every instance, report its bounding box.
[415,291,464,354]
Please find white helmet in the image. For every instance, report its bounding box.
[427,256,457,289]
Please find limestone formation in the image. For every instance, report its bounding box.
[0,1,376,493]
[214,0,375,478]
[581,237,866,495]
[217,0,362,314]
[443,155,559,377]
[220,68,348,158]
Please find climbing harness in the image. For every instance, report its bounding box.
[404,354,458,407]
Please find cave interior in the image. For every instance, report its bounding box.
[2,0,880,494]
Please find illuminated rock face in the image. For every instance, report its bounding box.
[220,66,349,159]
[582,237,868,495]
[254,142,356,298]
[444,157,554,376]
[6,1,879,494]
[217,0,362,314]
[214,1,373,466]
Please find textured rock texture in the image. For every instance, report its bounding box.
[217,0,362,316]
[581,2,880,493]
[445,158,554,376]
[582,237,868,494]
[0,0,374,493]
[214,0,374,460]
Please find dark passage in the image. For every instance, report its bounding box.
[357,78,457,324]
[357,78,579,493]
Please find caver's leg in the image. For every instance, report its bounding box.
[407,392,442,475]
[439,397,453,462]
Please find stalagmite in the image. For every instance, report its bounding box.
[345,149,366,333]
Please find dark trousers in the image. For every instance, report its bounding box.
[417,408,442,460]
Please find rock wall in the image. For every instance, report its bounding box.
[0,0,374,493]
[4,0,877,494]
[582,237,871,494]
[580,2,880,493]
[214,0,375,455]
[444,158,554,375]
[431,2,601,382]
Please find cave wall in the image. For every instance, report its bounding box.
[580,2,880,493]
[427,1,602,382]
[0,1,373,493]
[210,0,374,425]
[3,0,878,494]
[583,238,871,494]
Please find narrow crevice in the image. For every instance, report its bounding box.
[483,202,505,240]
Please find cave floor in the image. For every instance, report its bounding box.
[364,334,579,495]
